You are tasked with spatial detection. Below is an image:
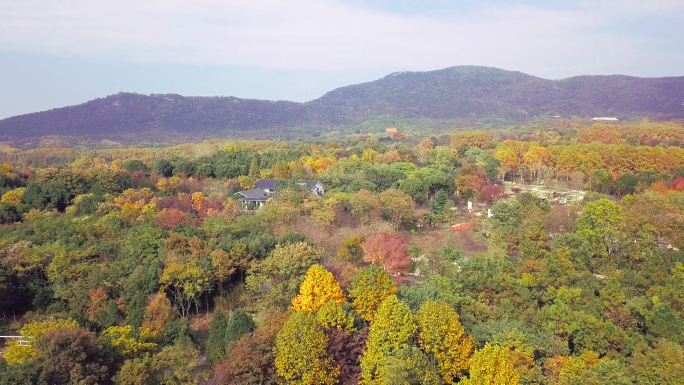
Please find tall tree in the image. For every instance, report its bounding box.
[348,266,398,321]
[274,312,339,385]
[292,265,346,314]
[576,199,625,259]
[461,343,519,385]
[361,233,411,278]
[417,301,474,383]
[359,295,416,384]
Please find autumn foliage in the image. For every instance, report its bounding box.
[348,266,398,321]
[362,233,411,277]
[359,295,417,384]
[274,311,339,385]
[461,343,520,385]
[292,265,346,313]
[4,121,684,384]
[417,301,474,383]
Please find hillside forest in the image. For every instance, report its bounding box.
[2,66,684,142]
[1,119,684,384]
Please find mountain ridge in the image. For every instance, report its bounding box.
[2,66,683,140]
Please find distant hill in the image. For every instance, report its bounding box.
[1,66,683,140]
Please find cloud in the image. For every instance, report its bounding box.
[0,0,682,77]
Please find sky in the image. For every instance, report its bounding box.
[0,0,683,119]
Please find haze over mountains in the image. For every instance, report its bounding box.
[1,66,683,140]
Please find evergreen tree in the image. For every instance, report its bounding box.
[226,310,256,343]
[207,310,228,363]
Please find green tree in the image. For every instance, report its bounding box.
[379,189,415,228]
[628,338,684,385]
[154,336,206,384]
[244,242,323,310]
[645,299,684,342]
[225,309,256,343]
[338,235,365,264]
[123,159,149,175]
[576,199,625,259]
[207,311,228,363]
[429,189,450,214]
[615,172,638,196]
[375,347,442,385]
[114,355,157,385]
[249,155,261,178]
[154,159,174,177]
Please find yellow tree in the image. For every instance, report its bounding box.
[292,265,346,313]
[1,187,24,205]
[191,191,206,212]
[451,131,494,150]
[3,317,79,364]
[417,301,474,383]
[523,144,549,181]
[360,295,417,384]
[274,311,339,385]
[495,147,519,179]
[556,147,580,180]
[316,300,356,333]
[362,148,378,163]
[348,266,397,321]
[159,260,213,318]
[578,150,604,175]
[461,343,519,385]
[99,325,157,359]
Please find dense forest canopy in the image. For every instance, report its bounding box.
[1,120,684,384]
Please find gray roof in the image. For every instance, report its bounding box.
[235,189,270,201]
[254,179,321,189]
[254,179,280,189]
[302,180,322,187]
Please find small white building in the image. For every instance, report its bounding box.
[591,117,618,121]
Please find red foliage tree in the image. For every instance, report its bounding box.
[671,177,684,191]
[151,195,194,213]
[213,312,287,385]
[154,208,190,229]
[362,233,411,277]
[176,178,204,194]
[131,170,145,187]
[477,184,504,205]
[325,327,369,385]
[199,198,224,218]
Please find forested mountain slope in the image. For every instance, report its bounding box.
[1,66,683,139]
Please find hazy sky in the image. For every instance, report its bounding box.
[1,0,683,119]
